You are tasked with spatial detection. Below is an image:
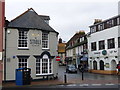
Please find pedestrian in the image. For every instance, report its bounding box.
[116,61,120,75]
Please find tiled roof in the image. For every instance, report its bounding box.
[8,8,58,33]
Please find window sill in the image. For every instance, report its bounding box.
[36,73,53,77]
[42,48,50,51]
[18,47,29,50]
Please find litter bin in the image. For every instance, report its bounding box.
[16,68,31,85]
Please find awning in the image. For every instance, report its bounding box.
[81,57,88,61]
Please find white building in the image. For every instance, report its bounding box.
[87,16,120,74]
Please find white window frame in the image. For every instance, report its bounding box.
[42,32,49,49]
[18,30,29,49]
[36,55,53,75]
[18,57,28,68]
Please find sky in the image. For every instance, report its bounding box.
[5,0,119,42]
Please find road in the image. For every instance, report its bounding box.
[58,66,119,84]
[2,65,120,90]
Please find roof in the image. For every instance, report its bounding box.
[89,14,119,27]
[39,15,50,20]
[8,8,58,33]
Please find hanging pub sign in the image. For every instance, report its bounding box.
[56,56,60,61]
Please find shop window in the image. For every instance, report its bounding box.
[18,57,28,68]
[100,60,104,70]
[36,55,52,75]
[93,61,97,70]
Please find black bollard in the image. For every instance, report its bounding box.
[64,72,67,83]
[82,71,84,80]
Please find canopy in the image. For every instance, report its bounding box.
[81,57,88,61]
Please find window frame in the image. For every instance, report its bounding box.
[18,57,28,68]
[36,55,53,75]
[91,42,97,51]
[18,29,29,49]
[42,32,49,49]
[99,40,105,50]
[107,38,115,49]
[118,37,120,48]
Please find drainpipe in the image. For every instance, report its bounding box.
[4,20,9,82]
[4,26,7,82]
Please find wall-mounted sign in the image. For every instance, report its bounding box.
[110,50,117,54]
[94,52,100,54]
[102,50,107,55]
[30,38,41,46]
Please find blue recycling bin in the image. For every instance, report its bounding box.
[15,68,24,85]
[15,68,31,85]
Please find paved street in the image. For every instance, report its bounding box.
[2,65,120,89]
[58,66,119,84]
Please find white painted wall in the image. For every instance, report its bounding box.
[88,26,119,71]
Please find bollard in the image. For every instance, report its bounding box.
[82,71,84,80]
[64,72,67,83]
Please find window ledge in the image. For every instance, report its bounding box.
[42,48,50,51]
[18,47,29,50]
[36,74,53,77]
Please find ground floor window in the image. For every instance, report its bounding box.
[18,57,28,68]
[100,60,104,70]
[93,61,97,70]
[36,55,52,75]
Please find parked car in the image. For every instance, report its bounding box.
[66,65,77,73]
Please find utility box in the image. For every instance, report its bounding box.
[15,68,31,85]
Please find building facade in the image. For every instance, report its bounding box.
[66,31,88,68]
[58,38,66,65]
[3,8,59,81]
[87,16,120,74]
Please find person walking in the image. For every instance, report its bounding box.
[116,61,120,75]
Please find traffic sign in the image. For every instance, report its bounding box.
[56,56,60,61]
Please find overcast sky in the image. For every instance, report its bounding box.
[5,0,119,42]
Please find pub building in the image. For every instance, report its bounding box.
[87,15,120,74]
[3,8,59,81]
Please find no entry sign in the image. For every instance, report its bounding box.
[56,56,60,61]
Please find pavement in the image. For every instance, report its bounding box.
[1,66,120,88]
[2,75,120,88]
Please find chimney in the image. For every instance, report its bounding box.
[94,19,102,24]
[59,38,62,43]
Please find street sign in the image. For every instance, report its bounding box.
[56,56,60,61]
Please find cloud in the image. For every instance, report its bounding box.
[5,0,118,42]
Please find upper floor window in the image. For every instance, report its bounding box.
[99,40,105,50]
[118,37,120,48]
[18,30,28,48]
[107,38,115,49]
[117,17,120,25]
[91,42,96,51]
[42,32,49,49]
